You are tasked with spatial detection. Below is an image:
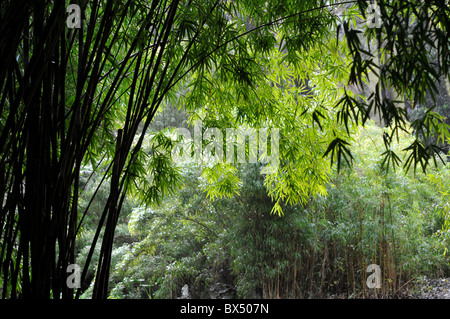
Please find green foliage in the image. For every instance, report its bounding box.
[315,122,450,282]
[426,167,450,256]
[200,163,242,200]
[107,163,231,298]
[183,12,354,213]
[106,123,450,299]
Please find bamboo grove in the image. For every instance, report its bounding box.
[1,0,450,299]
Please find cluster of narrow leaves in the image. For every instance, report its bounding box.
[181,1,360,214]
[187,0,450,215]
[340,0,450,173]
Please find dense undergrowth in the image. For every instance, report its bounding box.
[76,122,450,299]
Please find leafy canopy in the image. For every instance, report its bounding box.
[169,0,450,214]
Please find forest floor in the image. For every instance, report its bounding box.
[406,277,450,299]
[323,278,450,299]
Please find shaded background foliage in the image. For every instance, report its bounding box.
[102,122,450,299]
